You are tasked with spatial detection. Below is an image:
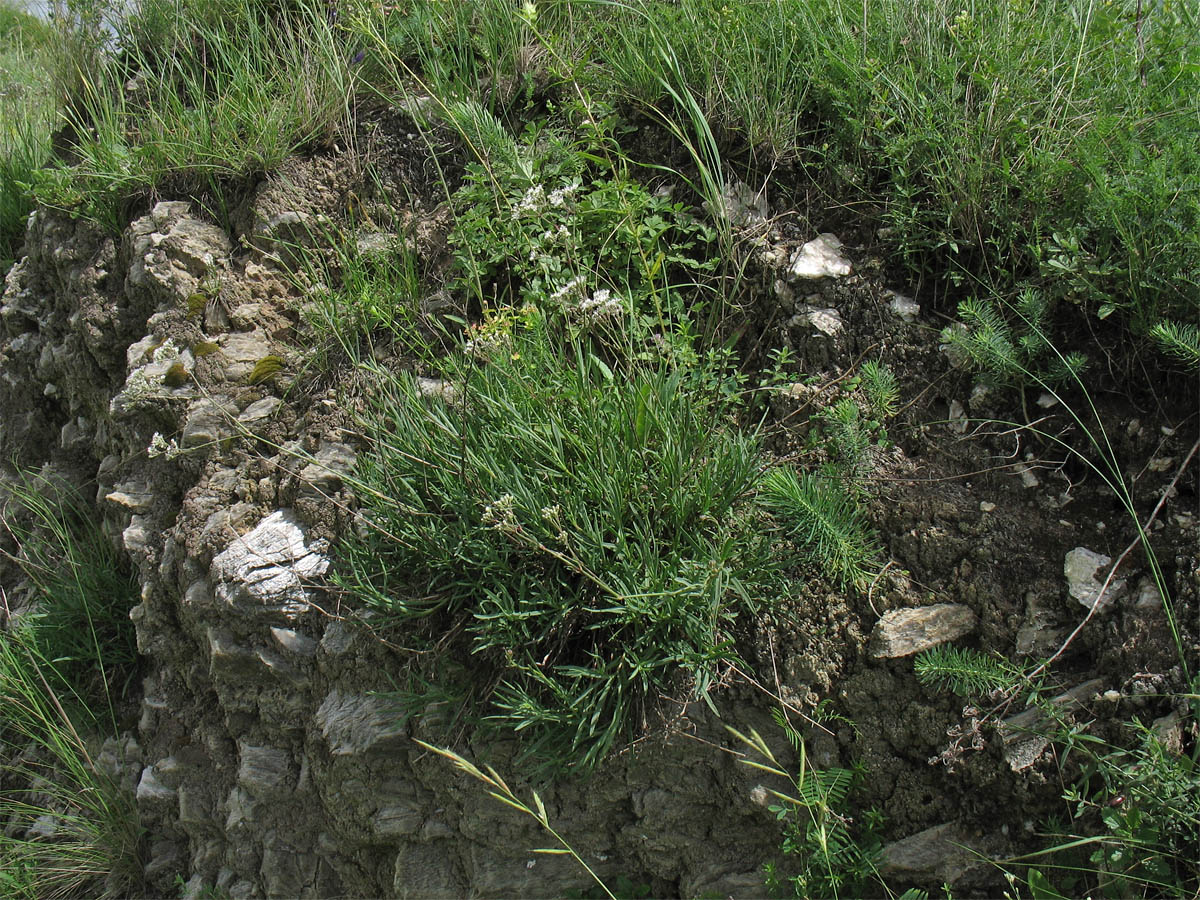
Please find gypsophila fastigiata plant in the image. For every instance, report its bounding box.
[338,312,779,773]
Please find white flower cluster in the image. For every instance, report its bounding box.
[512,185,546,218]
[481,493,519,533]
[548,278,625,325]
[151,338,181,362]
[546,182,578,208]
[511,181,579,219]
[577,288,624,323]
[147,431,181,460]
[549,275,587,306]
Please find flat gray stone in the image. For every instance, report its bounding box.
[315,689,406,756]
[870,603,978,658]
[880,822,990,885]
[237,743,292,799]
[1065,547,1126,611]
[1000,678,1105,771]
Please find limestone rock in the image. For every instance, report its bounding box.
[1064,547,1126,611]
[707,180,769,229]
[237,743,292,799]
[214,330,274,384]
[788,234,851,280]
[1000,679,1105,771]
[870,604,978,658]
[794,305,843,336]
[181,398,236,450]
[880,822,994,886]
[298,441,356,496]
[210,510,329,619]
[315,689,406,756]
[888,290,920,322]
[110,338,196,416]
[137,766,178,809]
[237,396,282,427]
[127,201,232,308]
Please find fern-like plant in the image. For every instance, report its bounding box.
[728,714,918,900]
[860,360,900,419]
[942,289,1088,389]
[1149,319,1200,369]
[758,468,880,589]
[913,645,1025,697]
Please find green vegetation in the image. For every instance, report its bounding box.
[915,645,1199,900]
[0,2,53,268]
[339,314,781,773]
[0,0,1195,894]
[0,470,143,898]
[32,0,352,230]
[729,714,921,900]
[2,0,1191,350]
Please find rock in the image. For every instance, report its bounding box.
[137,766,178,808]
[393,843,464,899]
[237,743,292,799]
[106,479,154,512]
[270,626,317,657]
[870,604,978,658]
[1135,576,1163,609]
[210,510,330,619]
[298,441,356,496]
[789,234,852,280]
[1015,591,1063,658]
[127,201,232,308]
[793,305,843,336]
[237,396,282,427]
[215,330,274,383]
[707,180,769,229]
[315,689,407,756]
[260,831,318,898]
[372,801,424,838]
[1000,679,1105,771]
[1064,547,1126,611]
[948,399,968,434]
[181,398,235,450]
[110,339,196,416]
[887,290,919,322]
[417,377,459,405]
[879,822,993,885]
[1013,462,1040,488]
[1151,710,1184,756]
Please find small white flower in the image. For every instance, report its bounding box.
[481,494,519,533]
[512,184,546,218]
[147,431,181,460]
[549,275,587,305]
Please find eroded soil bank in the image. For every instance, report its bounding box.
[1,107,1196,898]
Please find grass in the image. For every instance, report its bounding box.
[5,0,1193,348]
[32,0,355,230]
[0,1,54,268]
[0,469,143,898]
[337,314,779,773]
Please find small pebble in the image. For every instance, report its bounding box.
[979,501,996,512]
